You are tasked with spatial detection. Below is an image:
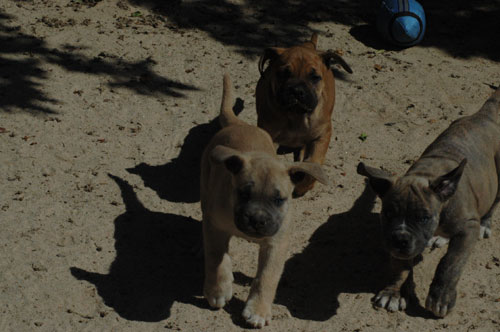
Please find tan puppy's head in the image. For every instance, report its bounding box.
[357,160,467,260]
[258,33,351,115]
[211,145,328,238]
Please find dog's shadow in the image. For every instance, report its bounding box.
[70,175,204,322]
[275,182,387,320]
[127,99,244,203]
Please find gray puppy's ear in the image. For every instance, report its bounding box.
[210,145,246,175]
[288,162,329,185]
[430,159,467,201]
[258,47,285,75]
[357,162,394,198]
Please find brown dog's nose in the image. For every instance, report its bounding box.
[288,85,306,100]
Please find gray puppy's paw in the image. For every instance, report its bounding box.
[427,236,450,249]
[204,282,233,309]
[242,298,271,328]
[373,288,407,312]
[425,284,456,318]
[479,225,491,239]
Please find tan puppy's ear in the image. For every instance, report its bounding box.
[258,47,285,75]
[430,159,467,201]
[357,162,394,198]
[288,162,329,185]
[321,50,353,74]
[210,145,246,175]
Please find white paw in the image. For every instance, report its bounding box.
[427,236,449,249]
[480,225,491,239]
[373,289,407,312]
[242,299,271,328]
[204,283,233,309]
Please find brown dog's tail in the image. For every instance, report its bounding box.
[219,73,244,128]
[478,85,500,123]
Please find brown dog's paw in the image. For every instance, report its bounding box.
[373,288,407,312]
[425,284,456,318]
[242,298,271,328]
[204,281,233,309]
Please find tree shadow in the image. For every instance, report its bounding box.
[129,0,499,61]
[129,0,374,57]
[127,98,244,203]
[275,181,387,321]
[70,174,204,322]
[0,11,197,115]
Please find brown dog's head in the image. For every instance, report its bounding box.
[357,160,467,260]
[211,145,329,238]
[258,33,352,115]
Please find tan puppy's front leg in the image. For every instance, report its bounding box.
[293,127,332,197]
[374,256,414,312]
[203,220,233,308]
[243,237,288,328]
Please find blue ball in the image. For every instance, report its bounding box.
[377,0,426,47]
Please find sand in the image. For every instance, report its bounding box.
[0,0,499,331]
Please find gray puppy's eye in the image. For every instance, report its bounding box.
[418,216,432,224]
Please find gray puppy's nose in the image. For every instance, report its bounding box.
[391,232,411,250]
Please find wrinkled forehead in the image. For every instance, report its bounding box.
[384,177,437,213]
[237,158,291,194]
[279,47,322,75]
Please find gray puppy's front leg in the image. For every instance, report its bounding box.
[374,256,415,312]
[426,220,479,317]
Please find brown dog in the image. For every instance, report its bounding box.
[358,87,500,317]
[256,33,352,197]
[200,74,329,328]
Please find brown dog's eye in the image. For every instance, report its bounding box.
[277,67,291,80]
[309,73,322,84]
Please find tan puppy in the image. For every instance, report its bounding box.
[256,33,352,197]
[200,74,329,328]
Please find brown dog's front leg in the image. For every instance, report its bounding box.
[374,256,414,312]
[203,220,233,309]
[293,127,332,197]
[242,236,288,328]
[426,221,479,317]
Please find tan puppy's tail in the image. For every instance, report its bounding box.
[478,85,500,123]
[219,73,244,128]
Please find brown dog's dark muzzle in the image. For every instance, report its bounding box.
[280,81,318,114]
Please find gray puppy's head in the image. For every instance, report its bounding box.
[357,160,466,259]
[211,146,329,238]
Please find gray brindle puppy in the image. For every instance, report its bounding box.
[357,87,500,317]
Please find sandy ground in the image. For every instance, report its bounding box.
[1,0,499,331]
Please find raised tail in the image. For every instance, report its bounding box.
[478,85,500,123]
[219,73,244,128]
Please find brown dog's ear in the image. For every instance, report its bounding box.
[210,145,246,175]
[288,162,329,185]
[357,162,394,198]
[322,50,353,74]
[258,47,285,75]
[308,32,318,49]
[430,159,467,201]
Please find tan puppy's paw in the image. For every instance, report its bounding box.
[242,298,271,328]
[373,288,407,312]
[204,281,233,309]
